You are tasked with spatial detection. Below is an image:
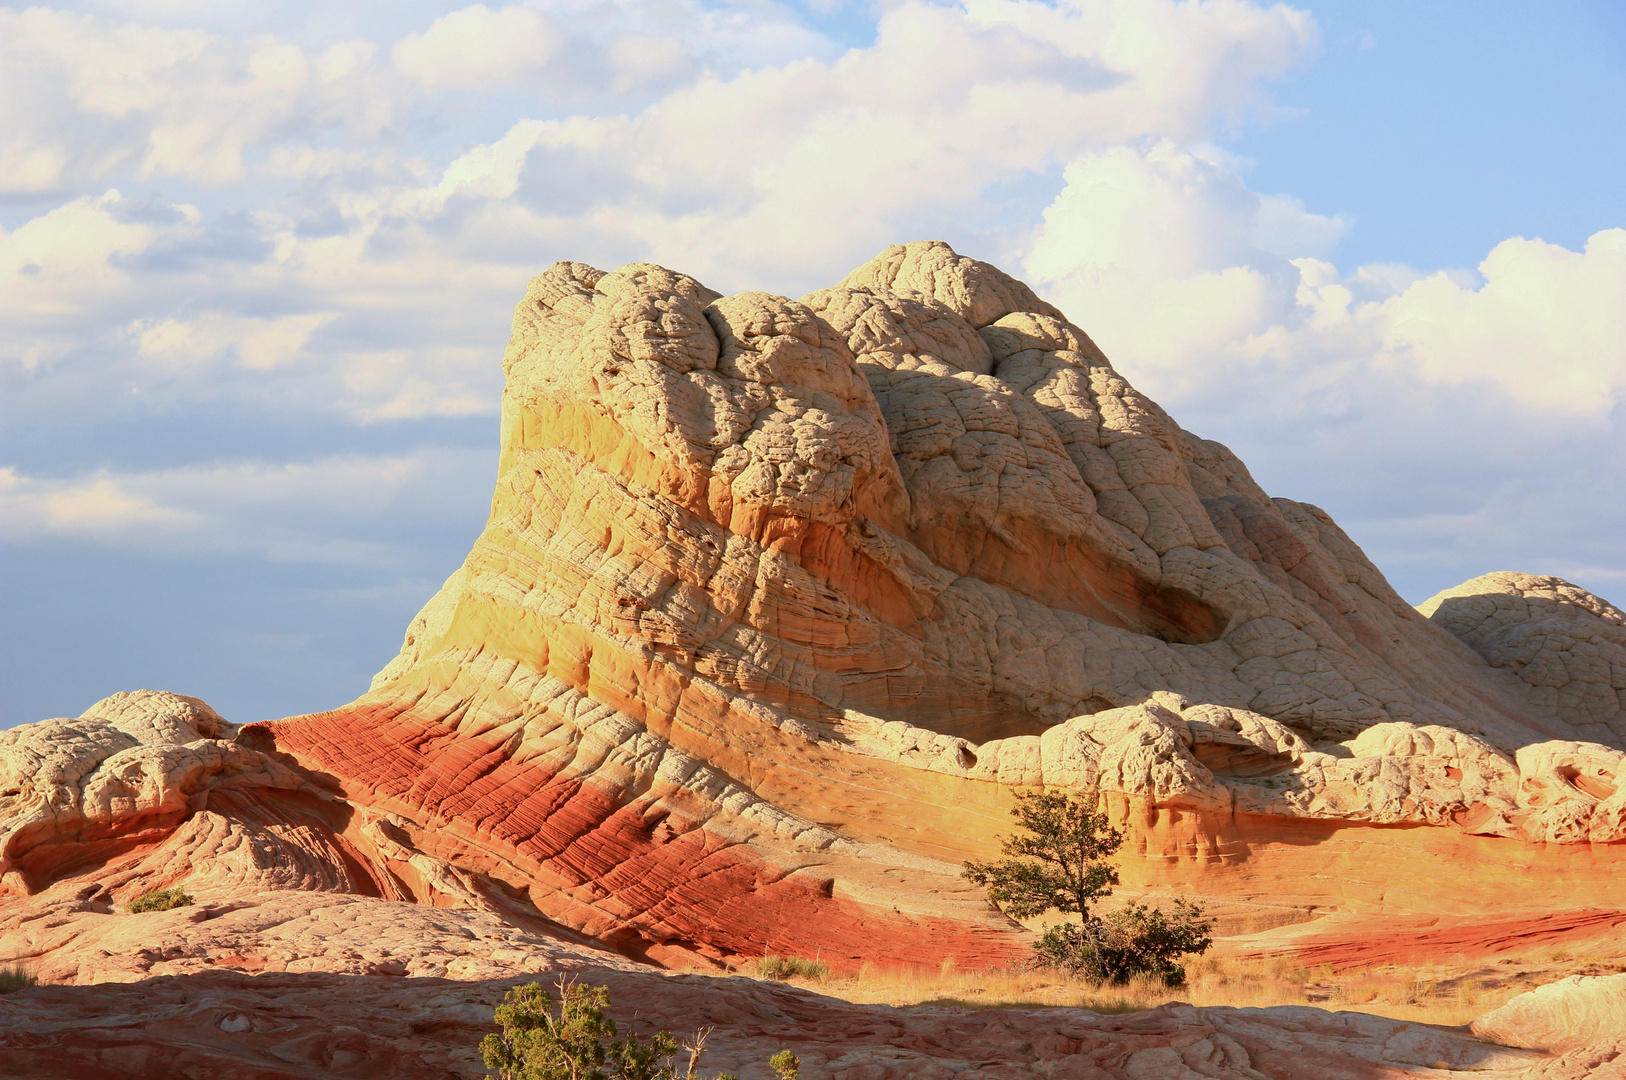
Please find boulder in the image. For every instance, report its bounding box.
[1472,973,1626,1053]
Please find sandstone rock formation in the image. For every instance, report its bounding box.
[4,243,1624,1076]
[236,241,1623,966]
[1422,571,1626,747]
[1473,972,1626,1053]
[3,691,1600,1078]
[0,867,1578,1079]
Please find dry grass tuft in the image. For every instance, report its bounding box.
[754,955,829,982]
[0,964,38,994]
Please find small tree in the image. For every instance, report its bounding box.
[963,791,1123,923]
[963,791,1212,986]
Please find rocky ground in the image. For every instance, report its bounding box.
[3,874,1624,1078]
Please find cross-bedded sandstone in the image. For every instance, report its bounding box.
[3,244,1623,1075]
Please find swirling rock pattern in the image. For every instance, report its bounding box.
[4,244,1625,1075]
[237,241,1625,964]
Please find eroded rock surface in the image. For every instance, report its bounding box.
[0,881,1564,1080]
[4,244,1625,1076]
[1422,571,1626,747]
[1472,972,1626,1053]
[224,241,1623,966]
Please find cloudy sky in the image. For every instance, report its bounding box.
[2,0,1623,728]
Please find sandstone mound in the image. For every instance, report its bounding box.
[4,243,1625,1076]
[10,243,1621,967]
[1472,972,1626,1053]
[240,241,1622,962]
[1422,571,1626,747]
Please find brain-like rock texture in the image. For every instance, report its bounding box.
[245,240,1622,963]
[4,242,1623,983]
[1422,571,1626,747]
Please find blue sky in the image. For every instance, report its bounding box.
[2,0,1623,728]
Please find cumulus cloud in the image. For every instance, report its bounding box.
[1022,140,1625,601]
[0,466,201,536]
[387,0,1319,293]
[0,191,155,310]
[1383,230,1626,411]
[4,0,1324,424]
[0,7,394,187]
[391,5,561,89]
[133,312,336,372]
[1027,142,1626,418]
[0,451,489,565]
[2,0,1620,729]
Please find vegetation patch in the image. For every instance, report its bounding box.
[128,887,193,913]
[963,791,1213,986]
[753,955,829,982]
[0,965,38,994]
[481,977,801,1080]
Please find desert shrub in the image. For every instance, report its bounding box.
[0,965,38,994]
[128,887,193,913]
[753,955,828,982]
[963,791,1212,987]
[1032,899,1213,987]
[481,978,798,1080]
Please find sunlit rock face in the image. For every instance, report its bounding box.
[1421,571,1626,748]
[5,244,1623,977]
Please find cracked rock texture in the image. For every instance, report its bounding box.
[10,245,1623,967]
[1421,572,1626,748]
[3,243,1624,1077]
[239,241,1621,963]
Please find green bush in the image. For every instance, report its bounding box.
[0,965,38,994]
[481,979,799,1080]
[963,791,1212,987]
[752,955,828,982]
[127,887,193,913]
[1032,899,1213,987]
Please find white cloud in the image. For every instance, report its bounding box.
[0,466,201,536]
[391,5,560,89]
[0,141,68,193]
[1383,230,1626,410]
[133,312,337,372]
[429,119,547,203]
[0,191,154,320]
[415,0,1320,291]
[0,451,489,566]
[4,0,1618,616]
[1027,142,1626,417]
[0,7,395,188]
[608,33,692,93]
[4,0,1324,426]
